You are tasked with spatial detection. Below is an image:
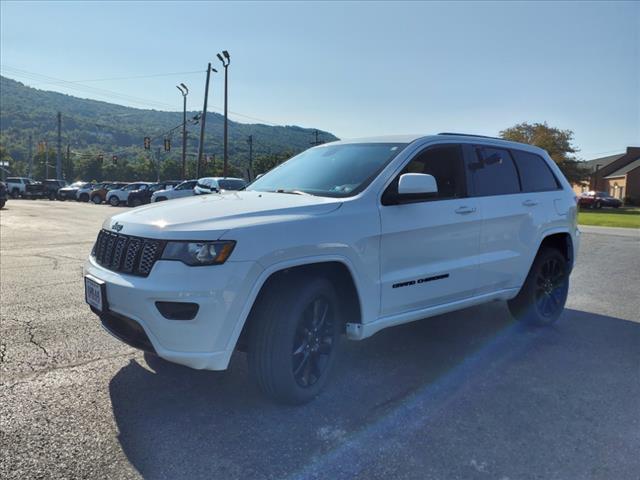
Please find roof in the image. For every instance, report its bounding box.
[329,134,546,153]
[604,158,640,178]
[581,153,625,172]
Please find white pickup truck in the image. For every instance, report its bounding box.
[84,134,579,404]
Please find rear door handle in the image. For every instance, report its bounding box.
[455,206,477,215]
[522,199,539,207]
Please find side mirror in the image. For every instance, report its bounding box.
[398,173,438,196]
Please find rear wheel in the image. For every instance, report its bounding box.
[48,191,57,201]
[11,188,19,199]
[109,196,120,206]
[248,276,341,404]
[508,248,569,326]
[130,197,142,207]
[91,195,102,204]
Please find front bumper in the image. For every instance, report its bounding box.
[84,255,263,370]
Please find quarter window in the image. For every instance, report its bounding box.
[470,147,520,196]
[511,150,559,192]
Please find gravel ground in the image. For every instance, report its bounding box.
[1,200,639,480]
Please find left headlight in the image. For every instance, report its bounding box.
[161,240,235,266]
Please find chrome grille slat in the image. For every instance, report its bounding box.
[92,229,163,277]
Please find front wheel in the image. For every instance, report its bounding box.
[11,189,19,199]
[248,276,341,404]
[91,195,102,204]
[49,191,57,201]
[508,248,569,326]
[79,193,89,202]
[109,196,120,206]
[130,198,142,207]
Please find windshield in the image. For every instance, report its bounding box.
[247,143,406,197]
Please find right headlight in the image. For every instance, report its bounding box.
[161,240,235,266]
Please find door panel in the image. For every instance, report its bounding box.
[379,199,481,316]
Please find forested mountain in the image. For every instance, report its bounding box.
[0,76,337,180]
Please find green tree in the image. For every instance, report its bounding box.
[499,122,589,184]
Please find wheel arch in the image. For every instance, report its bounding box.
[234,257,364,352]
[536,229,575,270]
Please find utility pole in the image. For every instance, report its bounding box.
[45,141,49,178]
[66,143,70,179]
[28,134,33,178]
[56,112,62,179]
[197,63,216,178]
[217,51,231,177]
[155,147,161,182]
[177,83,189,180]
[247,135,253,181]
[310,129,322,146]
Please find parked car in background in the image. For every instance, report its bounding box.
[90,182,126,204]
[107,182,151,206]
[58,181,91,201]
[77,182,107,202]
[193,177,247,195]
[128,181,181,207]
[5,177,32,198]
[151,179,197,202]
[0,181,8,208]
[578,191,622,209]
[25,179,69,200]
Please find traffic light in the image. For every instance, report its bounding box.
[112,155,118,165]
[164,138,171,151]
[144,137,151,150]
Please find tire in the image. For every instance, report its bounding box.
[91,195,102,204]
[508,248,569,326]
[109,196,120,206]
[48,192,57,201]
[248,275,342,405]
[130,198,142,207]
[79,193,89,202]
[0,199,5,209]
[595,201,602,209]
[11,188,19,199]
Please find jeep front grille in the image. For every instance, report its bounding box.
[93,229,165,277]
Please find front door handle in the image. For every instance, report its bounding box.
[455,206,477,215]
[522,199,539,207]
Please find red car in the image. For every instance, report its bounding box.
[578,191,622,209]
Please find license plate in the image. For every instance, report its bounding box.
[85,275,106,312]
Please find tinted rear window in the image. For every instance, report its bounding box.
[470,147,520,196]
[511,150,559,192]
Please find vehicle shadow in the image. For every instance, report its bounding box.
[109,304,640,480]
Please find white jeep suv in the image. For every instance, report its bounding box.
[84,134,579,404]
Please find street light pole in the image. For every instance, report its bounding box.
[197,63,217,179]
[177,83,189,180]
[217,50,230,177]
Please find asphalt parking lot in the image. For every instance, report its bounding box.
[1,200,639,480]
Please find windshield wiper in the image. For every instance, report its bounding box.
[273,189,311,196]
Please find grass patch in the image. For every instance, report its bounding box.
[578,207,640,229]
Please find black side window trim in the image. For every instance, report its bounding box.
[381,143,468,206]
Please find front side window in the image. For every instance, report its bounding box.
[176,181,196,190]
[470,147,520,196]
[248,143,407,197]
[511,150,559,192]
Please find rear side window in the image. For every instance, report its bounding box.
[511,150,559,192]
[470,147,520,196]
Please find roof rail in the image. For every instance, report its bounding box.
[437,132,503,140]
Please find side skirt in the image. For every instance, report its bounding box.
[346,288,519,340]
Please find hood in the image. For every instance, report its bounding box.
[103,190,342,239]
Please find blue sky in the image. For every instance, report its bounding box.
[1,1,638,159]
